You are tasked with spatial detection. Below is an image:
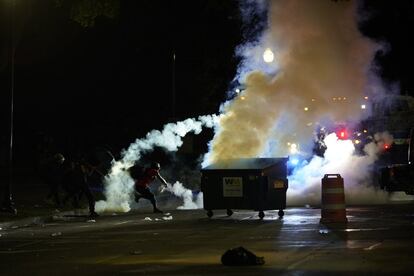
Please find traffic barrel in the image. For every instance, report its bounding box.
[320,174,347,223]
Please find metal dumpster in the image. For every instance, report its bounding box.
[201,158,288,219]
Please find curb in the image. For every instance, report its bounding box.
[0,210,87,230]
[0,215,53,230]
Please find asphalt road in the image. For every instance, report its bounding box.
[1,204,413,275]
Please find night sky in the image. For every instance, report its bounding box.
[0,0,413,167]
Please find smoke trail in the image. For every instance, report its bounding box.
[164,181,203,210]
[288,132,393,206]
[235,0,271,80]
[204,0,381,166]
[95,115,218,213]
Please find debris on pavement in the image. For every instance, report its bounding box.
[143,217,152,221]
[86,219,96,223]
[51,232,62,237]
[130,250,143,255]
[319,229,330,235]
[162,216,173,220]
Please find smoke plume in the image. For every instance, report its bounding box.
[199,0,413,205]
[96,115,218,213]
[164,181,203,210]
[204,0,380,165]
[288,132,393,206]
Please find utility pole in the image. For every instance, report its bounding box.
[172,50,176,119]
[2,0,17,214]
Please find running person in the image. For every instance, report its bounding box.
[131,162,168,213]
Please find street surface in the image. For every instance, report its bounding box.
[1,204,413,275]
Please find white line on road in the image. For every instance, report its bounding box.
[364,242,382,251]
[114,221,133,225]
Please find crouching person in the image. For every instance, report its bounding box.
[129,162,168,214]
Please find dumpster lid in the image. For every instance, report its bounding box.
[202,158,288,170]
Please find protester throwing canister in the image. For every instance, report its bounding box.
[129,162,168,214]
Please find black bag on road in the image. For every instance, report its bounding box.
[221,246,265,266]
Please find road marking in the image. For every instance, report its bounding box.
[115,221,133,225]
[344,228,389,232]
[287,249,319,270]
[95,254,123,264]
[364,242,382,251]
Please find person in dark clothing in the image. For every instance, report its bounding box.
[130,162,168,213]
[42,153,65,208]
[62,159,99,218]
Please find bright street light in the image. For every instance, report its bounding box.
[263,48,274,63]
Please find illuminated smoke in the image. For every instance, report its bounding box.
[198,0,411,205]
[164,181,203,210]
[204,0,381,166]
[96,115,218,213]
[288,132,393,206]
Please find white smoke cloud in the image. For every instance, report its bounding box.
[196,0,413,207]
[287,132,395,206]
[95,115,218,213]
[203,0,384,168]
[164,181,203,210]
[236,0,275,80]
[95,165,134,213]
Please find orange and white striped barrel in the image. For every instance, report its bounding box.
[320,174,347,223]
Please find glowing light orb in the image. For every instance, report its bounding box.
[361,104,366,109]
[263,48,274,63]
